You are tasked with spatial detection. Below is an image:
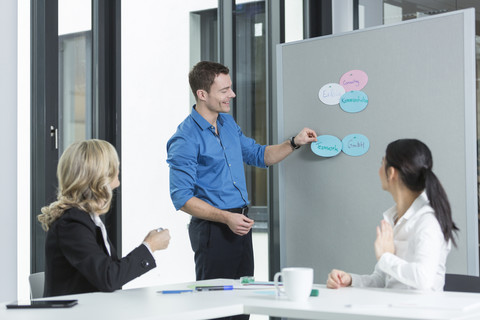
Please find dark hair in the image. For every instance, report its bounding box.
[188,61,230,100]
[385,139,458,246]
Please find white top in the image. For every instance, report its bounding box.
[351,191,451,291]
[89,213,111,256]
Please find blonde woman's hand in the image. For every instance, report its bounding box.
[374,220,395,260]
[326,269,352,289]
[144,229,171,252]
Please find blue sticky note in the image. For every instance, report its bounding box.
[311,135,342,157]
[339,90,368,113]
[342,134,370,156]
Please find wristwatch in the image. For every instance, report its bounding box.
[290,136,300,150]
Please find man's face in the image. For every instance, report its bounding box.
[204,73,236,114]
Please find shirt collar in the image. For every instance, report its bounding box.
[89,213,106,229]
[190,105,226,130]
[383,191,429,224]
[89,213,112,256]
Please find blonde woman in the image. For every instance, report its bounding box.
[38,139,170,297]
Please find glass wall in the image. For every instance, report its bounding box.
[58,31,92,153]
[234,1,268,229]
[234,1,269,290]
[58,0,92,154]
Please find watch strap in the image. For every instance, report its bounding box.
[290,136,300,150]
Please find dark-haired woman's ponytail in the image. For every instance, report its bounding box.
[424,170,458,247]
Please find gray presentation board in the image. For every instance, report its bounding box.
[276,9,478,283]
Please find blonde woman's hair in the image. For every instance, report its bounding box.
[38,139,119,231]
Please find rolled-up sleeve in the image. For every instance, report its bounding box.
[167,135,198,210]
[236,122,267,168]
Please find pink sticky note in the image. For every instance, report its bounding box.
[339,70,368,92]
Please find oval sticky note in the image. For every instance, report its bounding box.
[339,70,368,92]
[342,134,370,157]
[340,91,369,113]
[318,83,345,105]
[311,135,342,157]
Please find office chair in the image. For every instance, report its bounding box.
[444,273,480,293]
[29,272,45,299]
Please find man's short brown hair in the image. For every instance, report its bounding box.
[189,61,230,100]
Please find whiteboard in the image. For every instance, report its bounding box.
[276,9,478,283]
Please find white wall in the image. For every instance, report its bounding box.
[359,0,383,29]
[284,0,303,42]
[0,0,18,303]
[17,0,31,301]
[121,0,216,288]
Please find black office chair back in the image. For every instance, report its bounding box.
[444,273,480,293]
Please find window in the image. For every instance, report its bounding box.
[58,0,93,153]
[31,0,121,273]
[235,1,268,230]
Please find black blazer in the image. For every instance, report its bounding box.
[43,207,156,297]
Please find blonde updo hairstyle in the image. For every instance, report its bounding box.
[38,139,119,231]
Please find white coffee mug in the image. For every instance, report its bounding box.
[273,267,313,301]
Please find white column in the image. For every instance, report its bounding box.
[332,0,354,34]
[0,0,18,302]
[359,0,383,29]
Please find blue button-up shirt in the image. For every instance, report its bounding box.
[167,106,267,211]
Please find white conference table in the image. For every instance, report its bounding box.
[2,279,480,320]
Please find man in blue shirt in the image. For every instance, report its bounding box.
[167,61,317,284]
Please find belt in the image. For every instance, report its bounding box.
[226,206,249,215]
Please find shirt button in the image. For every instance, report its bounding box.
[229,164,231,167]
[233,181,236,184]
[141,260,150,268]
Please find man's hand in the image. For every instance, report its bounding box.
[294,127,318,146]
[224,213,254,236]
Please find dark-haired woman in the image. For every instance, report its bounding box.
[327,139,458,291]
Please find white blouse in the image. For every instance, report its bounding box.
[351,192,451,291]
[89,213,111,256]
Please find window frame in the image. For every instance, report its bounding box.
[30,0,122,273]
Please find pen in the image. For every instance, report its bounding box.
[195,285,234,291]
[345,304,391,309]
[159,290,193,294]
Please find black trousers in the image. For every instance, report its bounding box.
[189,207,253,320]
